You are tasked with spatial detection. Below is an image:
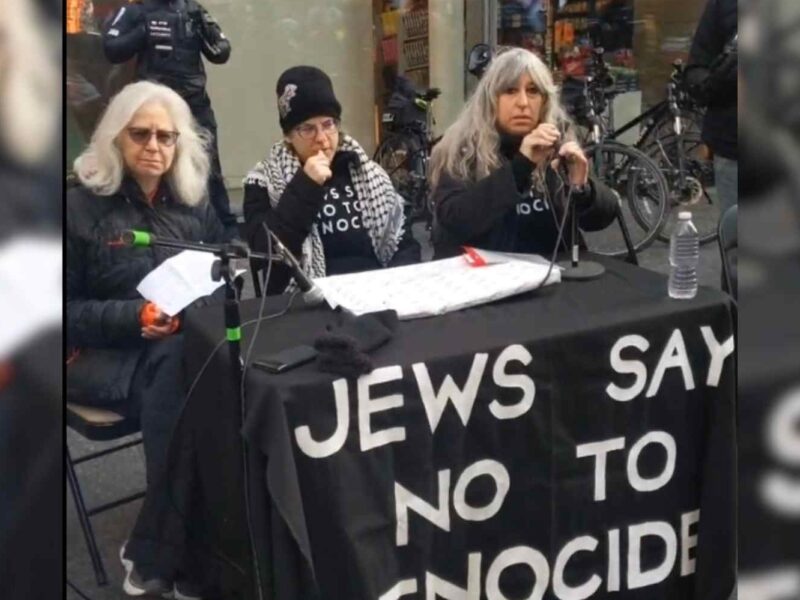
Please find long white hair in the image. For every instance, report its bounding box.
[74,81,211,206]
[430,47,571,188]
[0,0,59,165]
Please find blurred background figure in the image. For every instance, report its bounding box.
[0,0,62,598]
[685,0,738,217]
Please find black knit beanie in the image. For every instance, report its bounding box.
[276,66,342,133]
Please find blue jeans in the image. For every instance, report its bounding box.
[714,156,738,217]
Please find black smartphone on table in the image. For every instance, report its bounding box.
[251,345,317,374]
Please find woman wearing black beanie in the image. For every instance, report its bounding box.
[244,65,420,294]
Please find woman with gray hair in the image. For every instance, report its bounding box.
[67,80,228,598]
[430,47,616,258]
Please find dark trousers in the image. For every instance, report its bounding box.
[192,103,239,237]
[122,335,210,586]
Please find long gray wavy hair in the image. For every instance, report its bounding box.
[430,47,571,190]
[74,81,211,206]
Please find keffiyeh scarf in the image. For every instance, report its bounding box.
[244,134,405,289]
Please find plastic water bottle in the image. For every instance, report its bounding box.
[668,211,699,299]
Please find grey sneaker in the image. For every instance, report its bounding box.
[119,543,173,597]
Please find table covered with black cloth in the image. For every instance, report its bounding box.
[181,256,736,600]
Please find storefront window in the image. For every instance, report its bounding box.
[496,0,550,63]
[490,0,703,106]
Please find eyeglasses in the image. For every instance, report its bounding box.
[126,127,180,147]
[293,118,339,140]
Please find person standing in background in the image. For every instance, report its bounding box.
[102,0,238,238]
[686,0,738,216]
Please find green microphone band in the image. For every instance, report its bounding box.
[131,230,151,246]
[226,327,242,342]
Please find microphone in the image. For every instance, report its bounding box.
[266,230,325,305]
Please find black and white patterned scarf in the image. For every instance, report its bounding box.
[244,134,405,288]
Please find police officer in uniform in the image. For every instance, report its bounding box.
[103,0,237,237]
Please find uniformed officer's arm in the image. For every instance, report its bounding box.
[102,2,147,63]
[193,5,231,64]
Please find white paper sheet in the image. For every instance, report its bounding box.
[0,236,62,360]
[314,252,560,320]
[136,250,228,316]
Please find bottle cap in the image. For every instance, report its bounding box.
[678,211,692,220]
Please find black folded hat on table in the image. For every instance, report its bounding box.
[314,309,398,378]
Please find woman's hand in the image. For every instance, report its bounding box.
[140,302,179,340]
[556,141,589,187]
[303,150,333,186]
[141,319,177,340]
[519,123,561,166]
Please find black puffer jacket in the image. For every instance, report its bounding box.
[103,0,231,108]
[66,178,226,400]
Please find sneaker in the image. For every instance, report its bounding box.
[119,543,173,597]
[171,580,205,600]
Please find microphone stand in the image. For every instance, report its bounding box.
[550,121,606,281]
[555,174,606,281]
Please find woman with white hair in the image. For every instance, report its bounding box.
[67,80,227,598]
[430,47,617,258]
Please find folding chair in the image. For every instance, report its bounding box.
[66,403,145,586]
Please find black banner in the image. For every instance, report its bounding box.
[241,289,736,599]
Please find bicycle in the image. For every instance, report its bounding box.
[585,49,719,244]
[373,76,440,226]
[570,74,671,258]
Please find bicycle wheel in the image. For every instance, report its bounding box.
[374,134,427,221]
[581,141,669,257]
[641,127,719,245]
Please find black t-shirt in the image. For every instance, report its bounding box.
[500,132,562,256]
[512,182,561,256]
[316,156,378,275]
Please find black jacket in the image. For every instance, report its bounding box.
[687,0,738,159]
[431,139,618,259]
[243,151,421,294]
[66,178,226,401]
[103,0,231,109]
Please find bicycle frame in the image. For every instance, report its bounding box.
[607,100,668,143]
[596,83,692,197]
